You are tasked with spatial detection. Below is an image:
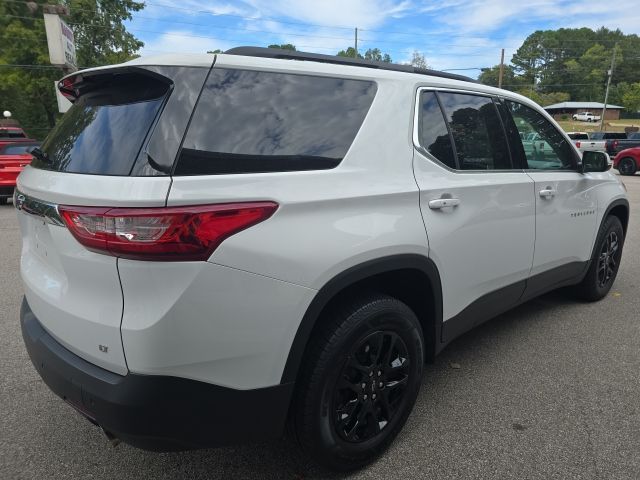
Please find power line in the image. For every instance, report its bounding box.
[0,13,356,41]
[0,0,355,31]
[2,0,631,47]
[0,13,524,52]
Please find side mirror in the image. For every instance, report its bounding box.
[580,151,610,173]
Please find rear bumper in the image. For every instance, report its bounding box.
[20,297,294,451]
[0,185,14,196]
[0,170,19,189]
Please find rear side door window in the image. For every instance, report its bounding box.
[437,92,512,170]
[175,69,377,175]
[416,91,457,169]
[505,100,578,170]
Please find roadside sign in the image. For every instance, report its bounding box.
[54,81,72,113]
[44,13,77,71]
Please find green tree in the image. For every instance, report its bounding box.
[207,49,223,54]
[363,48,391,63]
[478,65,522,89]
[337,47,363,59]
[70,0,144,67]
[268,43,296,51]
[622,83,640,113]
[0,0,144,139]
[337,47,391,61]
[409,51,429,69]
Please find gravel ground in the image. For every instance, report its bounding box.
[1,175,639,479]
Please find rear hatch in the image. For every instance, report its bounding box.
[16,62,210,374]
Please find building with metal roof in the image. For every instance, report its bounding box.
[544,101,624,120]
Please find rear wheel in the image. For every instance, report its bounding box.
[293,294,424,471]
[0,196,9,205]
[575,215,624,301]
[618,157,637,176]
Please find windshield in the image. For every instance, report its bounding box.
[0,143,39,155]
[0,129,26,139]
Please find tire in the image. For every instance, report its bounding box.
[293,294,424,471]
[618,157,637,176]
[0,196,9,205]
[587,118,592,122]
[575,215,624,301]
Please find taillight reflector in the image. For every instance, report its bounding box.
[58,202,278,261]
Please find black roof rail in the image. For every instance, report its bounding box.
[224,46,478,84]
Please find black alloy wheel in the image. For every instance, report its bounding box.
[618,157,637,176]
[333,330,410,443]
[293,294,424,471]
[575,215,624,301]
[597,231,620,288]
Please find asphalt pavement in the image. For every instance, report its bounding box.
[1,176,639,479]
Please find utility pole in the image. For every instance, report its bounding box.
[354,27,358,58]
[498,48,505,89]
[600,44,618,132]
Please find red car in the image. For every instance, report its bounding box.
[614,147,640,176]
[0,141,39,204]
[0,126,28,140]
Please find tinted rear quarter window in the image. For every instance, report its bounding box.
[175,69,377,175]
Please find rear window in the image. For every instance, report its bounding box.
[33,72,169,175]
[175,68,377,175]
[590,132,627,140]
[0,143,39,155]
[567,133,589,140]
[0,129,26,139]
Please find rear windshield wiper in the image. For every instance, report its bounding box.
[31,147,51,164]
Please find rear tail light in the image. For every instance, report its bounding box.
[58,202,278,261]
[58,76,79,101]
[576,141,581,148]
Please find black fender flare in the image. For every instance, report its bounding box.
[279,254,443,384]
[602,198,630,233]
[584,198,630,271]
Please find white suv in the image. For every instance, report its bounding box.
[17,47,629,471]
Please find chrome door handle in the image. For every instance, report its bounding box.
[539,188,556,198]
[428,198,460,209]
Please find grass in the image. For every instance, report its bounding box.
[556,118,640,133]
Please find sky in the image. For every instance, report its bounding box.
[127,0,640,77]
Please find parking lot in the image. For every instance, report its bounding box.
[1,175,639,480]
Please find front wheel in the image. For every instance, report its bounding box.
[618,157,637,176]
[575,215,624,301]
[293,294,424,471]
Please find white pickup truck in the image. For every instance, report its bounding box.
[567,132,606,153]
[572,111,601,122]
